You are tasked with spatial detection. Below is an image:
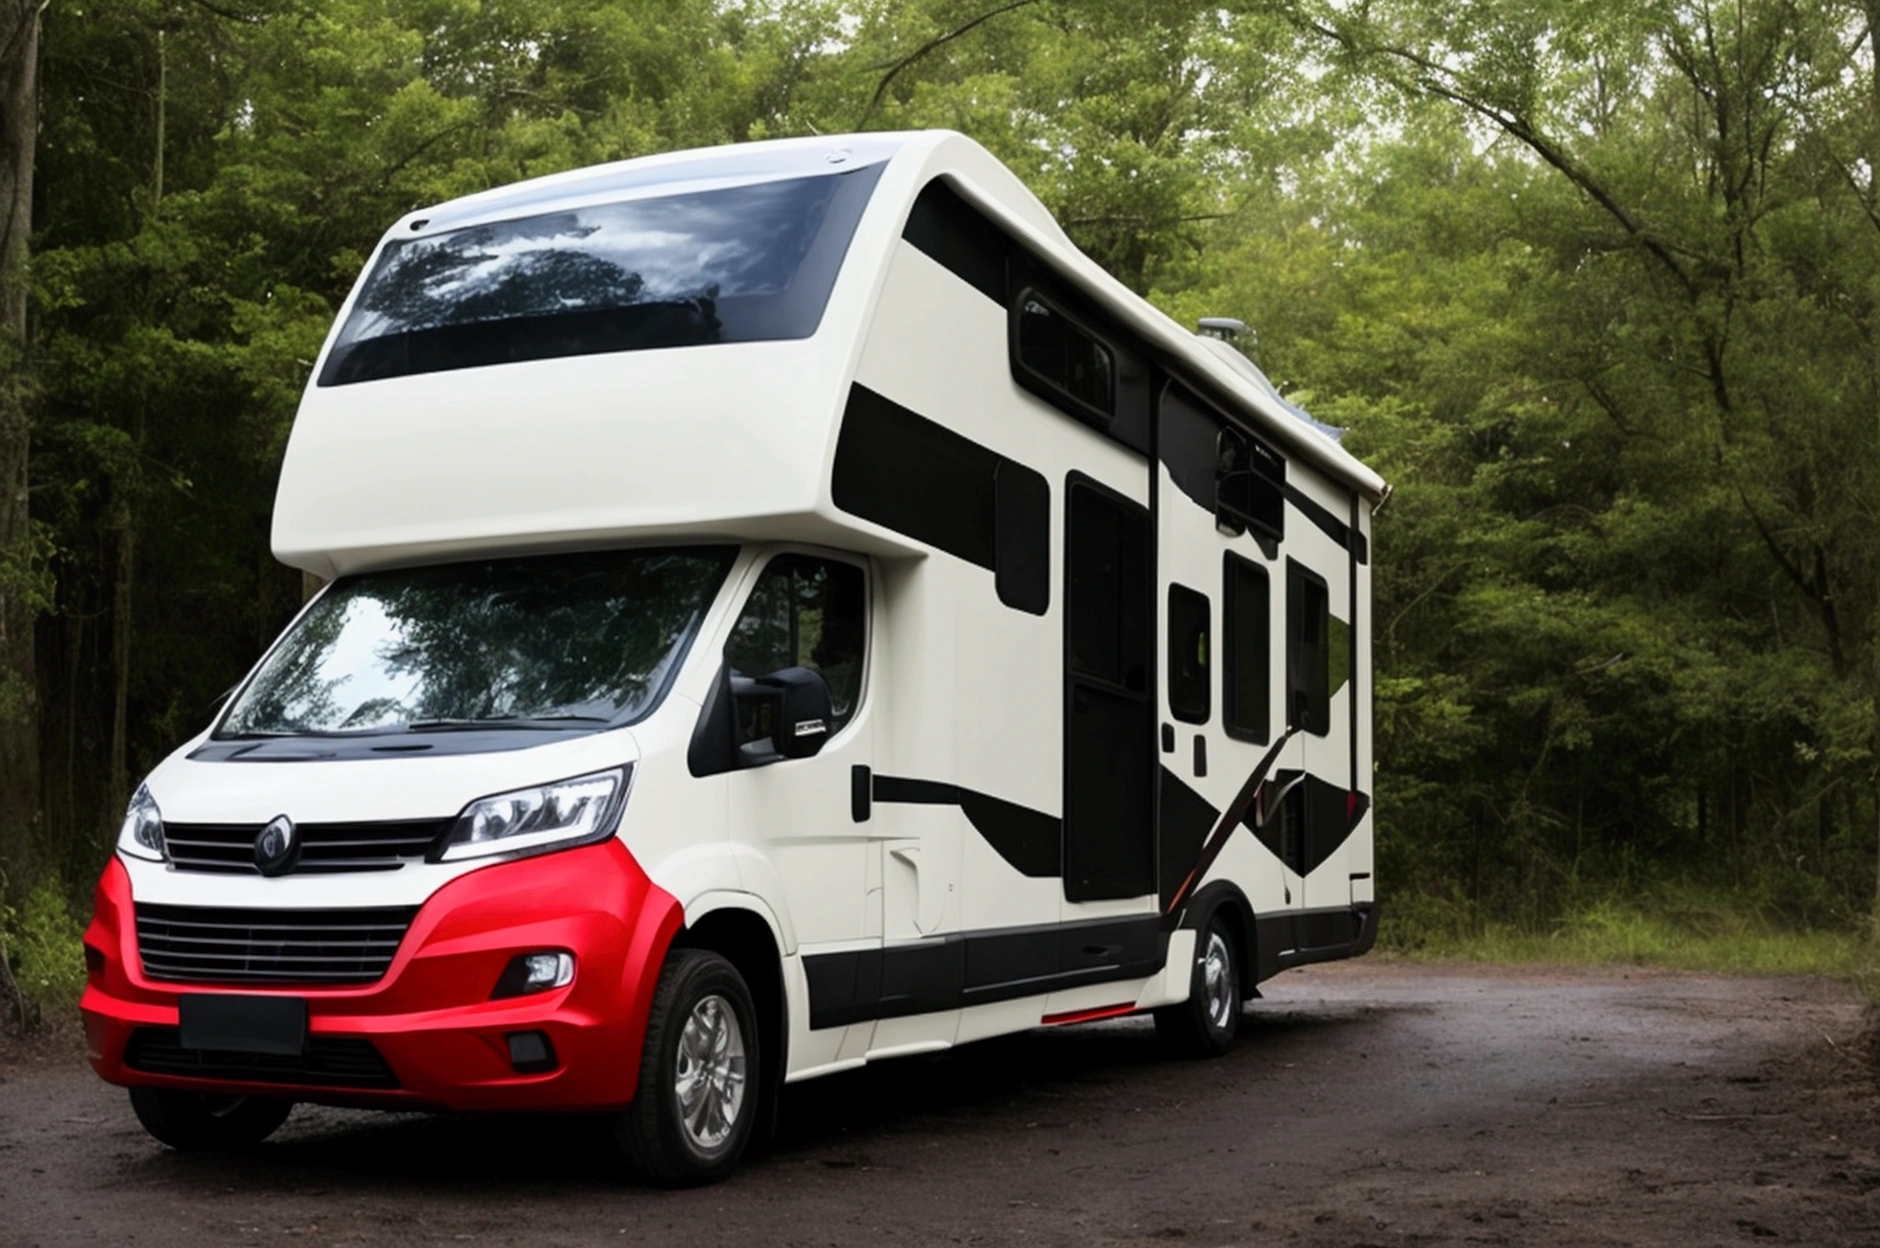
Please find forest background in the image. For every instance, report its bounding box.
[4,0,1880,1024]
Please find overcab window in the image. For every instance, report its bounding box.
[320,163,884,386]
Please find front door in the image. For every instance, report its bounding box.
[725,551,874,949]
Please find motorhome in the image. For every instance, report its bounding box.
[79,130,1386,1184]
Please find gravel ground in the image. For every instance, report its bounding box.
[2,960,1876,1247]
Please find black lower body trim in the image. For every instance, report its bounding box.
[123,1026,400,1090]
[804,915,1167,1030]
[1251,902,1378,983]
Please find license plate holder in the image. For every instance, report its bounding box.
[178,994,308,1056]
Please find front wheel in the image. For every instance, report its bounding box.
[128,1087,295,1151]
[1154,912,1242,1058]
[615,948,759,1186]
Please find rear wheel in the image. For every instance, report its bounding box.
[615,948,759,1186]
[1154,911,1242,1058]
[128,1087,294,1151]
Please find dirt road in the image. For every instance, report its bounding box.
[2,962,1876,1247]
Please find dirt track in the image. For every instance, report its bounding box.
[2,961,1877,1247]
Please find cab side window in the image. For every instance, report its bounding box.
[726,555,866,731]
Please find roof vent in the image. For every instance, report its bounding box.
[1197,317,1250,343]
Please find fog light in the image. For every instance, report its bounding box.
[506,1029,558,1074]
[491,951,575,999]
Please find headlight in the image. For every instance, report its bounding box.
[437,766,630,862]
[117,785,166,862]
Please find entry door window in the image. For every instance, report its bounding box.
[726,555,866,731]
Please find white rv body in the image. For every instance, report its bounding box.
[83,130,1384,1179]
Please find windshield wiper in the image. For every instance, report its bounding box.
[404,714,613,733]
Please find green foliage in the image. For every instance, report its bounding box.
[0,878,87,1022]
[1382,883,1880,987]
[12,0,1880,987]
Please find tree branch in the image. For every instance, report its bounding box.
[1290,11,1700,302]
[858,0,1044,129]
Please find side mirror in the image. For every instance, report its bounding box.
[730,666,834,763]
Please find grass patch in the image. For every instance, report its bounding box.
[1382,888,1880,989]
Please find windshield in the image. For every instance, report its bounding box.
[218,548,735,738]
[318,163,884,386]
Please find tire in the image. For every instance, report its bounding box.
[128,1087,295,1151]
[1154,910,1242,1058]
[615,948,760,1186]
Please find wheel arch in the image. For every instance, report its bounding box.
[670,898,788,1141]
[1180,880,1257,989]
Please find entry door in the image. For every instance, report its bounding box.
[1062,475,1156,902]
[1154,385,1300,930]
[1289,553,1358,926]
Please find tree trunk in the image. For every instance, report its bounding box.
[0,0,42,897]
[108,515,132,810]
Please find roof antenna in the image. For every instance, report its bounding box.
[1197,317,1256,359]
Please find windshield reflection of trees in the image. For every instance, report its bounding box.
[222,550,733,736]
[361,227,652,334]
[349,176,840,341]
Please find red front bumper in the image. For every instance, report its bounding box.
[80,840,683,1112]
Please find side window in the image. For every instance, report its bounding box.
[1215,426,1285,541]
[726,555,866,731]
[1223,553,1270,743]
[1166,584,1210,725]
[1286,559,1329,736]
[1013,290,1115,427]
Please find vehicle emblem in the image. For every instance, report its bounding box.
[255,815,299,877]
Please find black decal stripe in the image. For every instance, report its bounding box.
[902,178,1007,304]
[873,772,1061,878]
[834,386,997,570]
[872,775,962,805]
[958,790,1061,878]
[1157,768,1217,912]
[1284,483,1369,564]
[1164,727,1297,920]
[803,915,1165,1030]
[832,384,1050,615]
[1160,750,1375,922]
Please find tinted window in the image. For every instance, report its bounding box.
[320,165,884,386]
[1167,584,1210,725]
[1216,425,1285,540]
[1223,554,1270,742]
[219,548,734,737]
[1287,560,1330,736]
[726,555,866,730]
[1067,484,1149,692]
[1015,292,1114,422]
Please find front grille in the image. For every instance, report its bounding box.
[163,819,450,875]
[124,1026,400,1089]
[134,903,419,985]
